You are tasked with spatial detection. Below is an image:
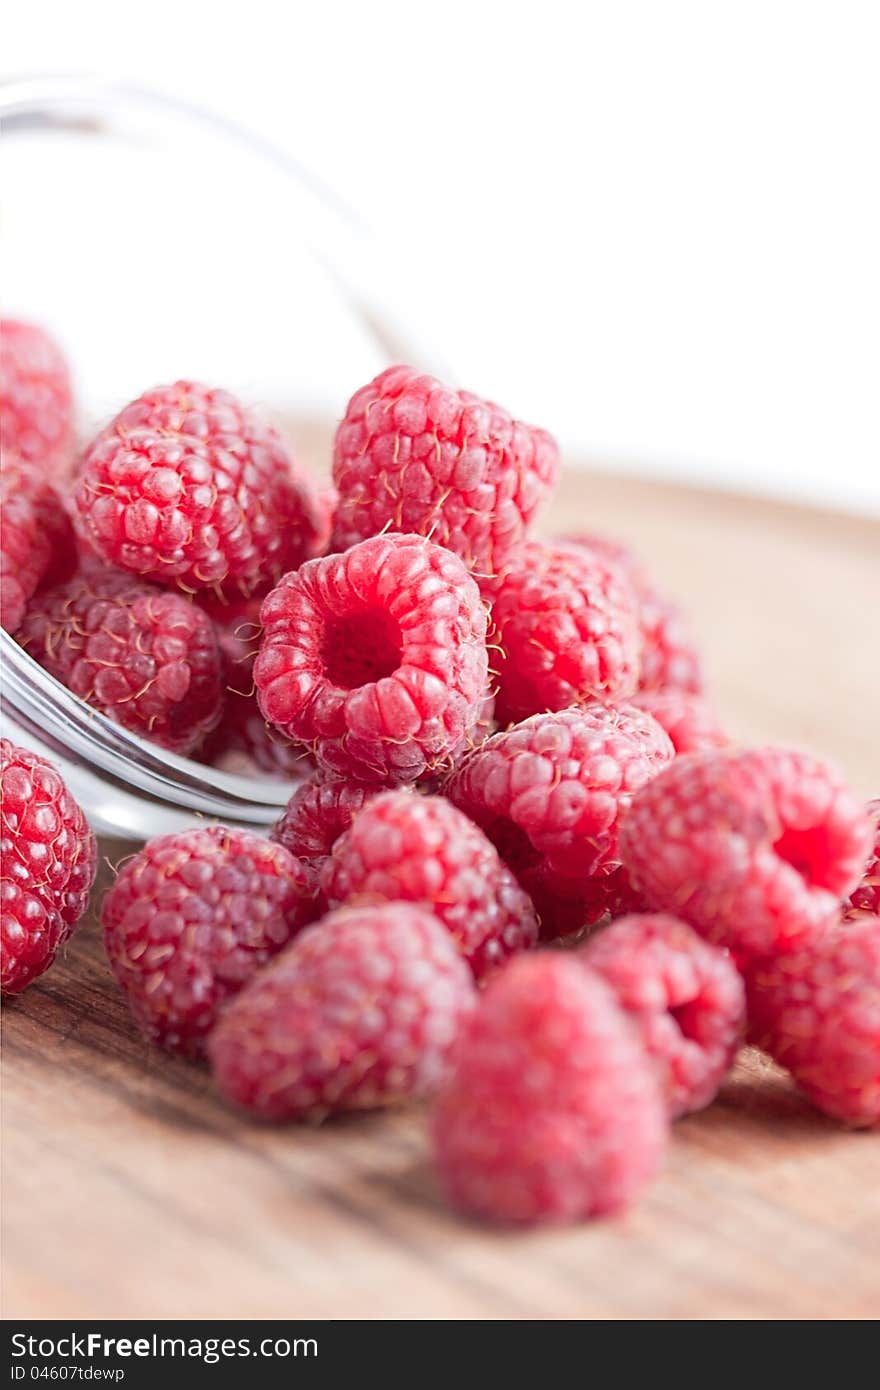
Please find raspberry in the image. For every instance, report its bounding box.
[322,790,539,979]
[254,532,489,783]
[0,320,74,476]
[73,381,319,597]
[209,902,477,1120]
[271,773,390,902]
[564,532,703,693]
[1,450,77,632]
[431,953,667,1225]
[330,365,558,581]
[746,921,880,1127]
[445,704,674,939]
[200,597,310,777]
[630,690,728,754]
[581,913,745,1117]
[844,800,879,921]
[619,747,873,963]
[488,541,640,726]
[102,825,316,1055]
[1,740,96,993]
[18,568,225,756]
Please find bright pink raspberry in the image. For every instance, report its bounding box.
[322,790,539,979]
[18,568,224,756]
[564,532,703,694]
[254,532,489,783]
[0,320,74,476]
[431,953,667,1225]
[73,381,319,597]
[489,540,640,726]
[445,704,674,939]
[630,690,728,754]
[271,774,390,903]
[619,747,873,963]
[331,365,559,582]
[581,913,745,1117]
[844,800,879,921]
[209,901,477,1121]
[1,450,77,632]
[102,825,316,1055]
[746,921,880,1127]
[1,740,96,993]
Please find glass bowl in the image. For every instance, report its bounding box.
[0,75,440,836]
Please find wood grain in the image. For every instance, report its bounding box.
[3,472,879,1321]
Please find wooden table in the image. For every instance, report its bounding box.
[3,472,879,1320]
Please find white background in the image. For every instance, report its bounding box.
[4,0,879,513]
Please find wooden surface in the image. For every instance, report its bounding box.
[3,471,879,1321]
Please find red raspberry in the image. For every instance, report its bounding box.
[0,320,74,476]
[581,913,745,1117]
[322,790,539,979]
[619,747,873,963]
[271,774,390,902]
[844,800,879,921]
[73,381,319,597]
[102,825,316,1055]
[431,953,667,1225]
[1,740,96,993]
[488,541,640,726]
[209,901,477,1120]
[630,690,728,754]
[746,921,880,1127]
[445,704,674,939]
[254,532,489,783]
[1,451,77,632]
[564,532,703,694]
[312,483,338,557]
[330,365,558,581]
[18,568,225,756]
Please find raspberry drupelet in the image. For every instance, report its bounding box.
[1,740,96,993]
[209,902,478,1121]
[330,365,559,583]
[18,568,225,756]
[431,952,667,1225]
[73,381,319,598]
[102,825,317,1056]
[0,450,77,632]
[488,540,641,726]
[271,774,392,903]
[0,319,75,476]
[843,799,879,921]
[254,532,490,783]
[445,704,674,939]
[321,790,539,979]
[581,913,746,1117]
[619,747,873,963]
[630,690,728,754]
[746,921,880,1127]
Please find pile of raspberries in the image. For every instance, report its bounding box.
[1,320,878,1228]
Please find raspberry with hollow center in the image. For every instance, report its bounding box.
[445,704,674,939]
[209,901,478,1121]
[1,450,77,632]
[488,540,641,726]
[102,825,317,1055]
[619,747,873,963]
[18,567,225,756]
[254,532,490,783]
[73,381,319,597]
[331,365,559,582]
[843,799,879,921]
[431,952,667,1225]
[1,740,96,993]
[630,690,728,754]
[322,790,539,979]
[581,913,746,1117]
[0,319,75,477]
[746,921,880,1127]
